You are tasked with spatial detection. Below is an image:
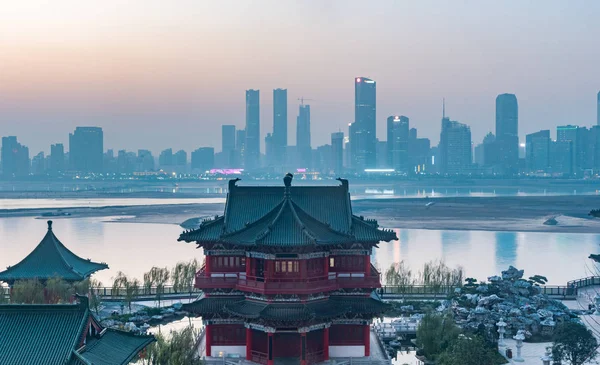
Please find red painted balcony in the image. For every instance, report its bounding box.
[194,264,381,294]
[194,271,239,289]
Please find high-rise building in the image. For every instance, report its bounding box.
[550,140,573,175]
[1,136,30,177]
[386,115,409,172]
[495,94,519,174]
[50,143,65,174]
[439,117,472,174]
[597,91,600,126]
[525,130,550,173]
[264,133,274,166]
[331,132,344,175]
[222,125,236,167]
[159,148,173,167]
[245,90,260,170]
[69,127,103,173]
[137,150,155,171]
[175,150,187,167]
[235,129,246,168]
[31,152,45,175]
[408,130,430,174]
[272,89,288,165]
[557,125,583,174]
[296,104,311,168]
[351,77,376,170]
[191,147,215,172]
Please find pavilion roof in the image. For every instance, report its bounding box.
[0,221,108,283]
[178,176,397,246]
[184,295,389,321]
[0,296,154,365]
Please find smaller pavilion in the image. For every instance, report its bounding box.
[0,220,108,285]
[0,295,155,365]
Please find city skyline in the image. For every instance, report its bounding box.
[1,1,599,154]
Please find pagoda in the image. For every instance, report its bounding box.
[179,175,397,364]
[0,295,154,365]
[0,220,108,285]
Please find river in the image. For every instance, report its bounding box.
[1,216,598,285]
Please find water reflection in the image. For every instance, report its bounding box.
[495,232,518,273]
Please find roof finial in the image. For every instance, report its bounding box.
[283,173,293,188]
[336,177,349,191]
[228,178,241,192]
[47,220,53,231]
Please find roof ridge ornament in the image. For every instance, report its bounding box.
[336,177,349,191]
[228,178,241,192]
[283,173,293,198]
[47,220,53,231]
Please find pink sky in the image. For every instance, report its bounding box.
[1,1,599,154]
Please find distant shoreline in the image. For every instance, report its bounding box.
[2,194,600,234]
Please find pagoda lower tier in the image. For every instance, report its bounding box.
[183,294,388,364]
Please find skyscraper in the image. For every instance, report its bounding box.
[597,91,600,126]
[296,104,311,168]
[495,93,519,174]
[221,125,236,168]
[386,115,409,172]
[235,129,246,168]
[331,132,344,175]
[191,147,215,171]
[68,127,103,173]
[1,136,29,177]
[245,90,260,170]
[50,143,65,174]
[525,130,550,173]
[439,117,472,174]
[272,89,288,165]
[351,77,376,170]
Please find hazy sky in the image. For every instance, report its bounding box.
[1,1,599,155]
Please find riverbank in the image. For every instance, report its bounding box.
[2,195,600,233]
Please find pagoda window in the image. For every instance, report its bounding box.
[329,255,365,273]
[273,260,300,278]
[307,258,325,276]
[209,256,246,273]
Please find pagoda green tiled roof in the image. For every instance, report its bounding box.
[0,221,108,284]
[178,177,397,246]
[0,296,154,365]
[184,295,389,321]
[74,329,155,365]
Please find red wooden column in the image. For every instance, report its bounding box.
[205,325,212,357]
[364,254,371,276]
[267,333,274,365]
[324,257,329,276]
[300,332,307,365]
[363,324,370,356]
[246,328,252,360]
[323,327,330,360]
[205,255,211,277]
[246,257,252,276]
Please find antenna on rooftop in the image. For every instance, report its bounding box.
[443,98,446,119]
[298,97,314,106]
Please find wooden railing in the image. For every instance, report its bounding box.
[195,269,381,295]
[251,350,268,365]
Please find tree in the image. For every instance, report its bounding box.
[144,326,202,365]
[552,321,598,365]
[0,286,8,304]
[89,278,103,315]
[11,279,45,304]
[144,267,170,307]
[437,335,503,365]
[45,276,73,303]
[112,272,140,312]
[385,261,414,297]
[528,275,548,286]
[416,312,460,361]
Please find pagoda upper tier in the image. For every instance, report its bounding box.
[0,221,108,284]
[179,175,397,246]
